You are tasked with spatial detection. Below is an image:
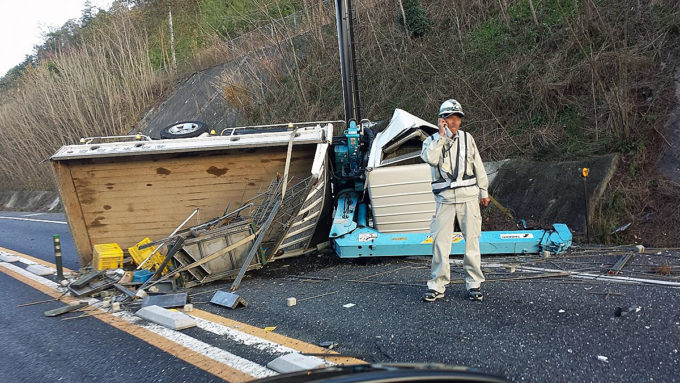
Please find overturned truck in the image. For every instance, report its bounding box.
[50,124,333,284]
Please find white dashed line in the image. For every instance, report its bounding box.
[0,216,67,225]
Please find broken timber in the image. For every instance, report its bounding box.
[44,302,89,317]
[608,254,634,275]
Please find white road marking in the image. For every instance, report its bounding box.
[193,316,298,355]
[115,311,277,378]
[0,216,67,225]
[0,262,62,290]
[0,250,41,266]
[22,213,45,217]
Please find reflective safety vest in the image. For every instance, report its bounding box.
[431,131,477,194]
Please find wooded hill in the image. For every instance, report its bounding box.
[0,0,678,245]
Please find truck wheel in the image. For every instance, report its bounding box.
[160,121,208,139]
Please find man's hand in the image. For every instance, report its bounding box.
[438,118,447,137]
[480,197,490,207]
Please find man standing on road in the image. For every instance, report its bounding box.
[420,99,490,302]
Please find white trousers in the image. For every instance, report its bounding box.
[427,200,485,293]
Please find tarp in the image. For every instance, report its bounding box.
[366,109,437,169]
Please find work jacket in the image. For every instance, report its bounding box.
[420,130,489,204]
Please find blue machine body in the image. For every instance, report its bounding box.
[333,223,572,258]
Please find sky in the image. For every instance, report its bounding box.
[0,0,114,78]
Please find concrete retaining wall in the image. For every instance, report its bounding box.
[0,191,61,212]
[490,154,618,231]
[659,67,680,183]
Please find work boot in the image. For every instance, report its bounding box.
[467,288,484,302]
[423,289,444,302]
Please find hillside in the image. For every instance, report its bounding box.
[0,0,678,245]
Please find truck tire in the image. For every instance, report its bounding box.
[160,121,209,139]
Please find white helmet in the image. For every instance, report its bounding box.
[438,99,465,118]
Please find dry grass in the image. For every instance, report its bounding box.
[213,0,678,162]
[0,10,172,190]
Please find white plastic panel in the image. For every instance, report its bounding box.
[367,163,436,233]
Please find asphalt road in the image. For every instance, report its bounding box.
[1,211,679,382]
[0,212,79,270]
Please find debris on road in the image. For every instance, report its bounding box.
[70,270,101,289]
[135,305,197,330]
[68,270,120,297]
[44,301,89,317]
[597,355,609,363]
[210,290,248,309]
[0,252,20,263]
[608,254,634,275]
[651,260,672,275]
[18,299,56,308]
[113,283,136,298]
[128,237,168,274]
[92,243,124,270]
[141,293,188,308]
[26,264,54,276]
[319,341,338,350]
[614,306,642,317]
[267,353,327,374]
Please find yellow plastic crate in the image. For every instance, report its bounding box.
[92,243,124,270]
[128,238,168,275]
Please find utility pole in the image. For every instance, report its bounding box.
[168,6,177,71]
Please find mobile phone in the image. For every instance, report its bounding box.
[443,123,453,138]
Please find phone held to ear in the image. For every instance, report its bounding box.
[443,123,453,138]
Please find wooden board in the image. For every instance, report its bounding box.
[52,145,316,264]
[51,161,93,265]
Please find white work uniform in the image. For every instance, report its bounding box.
[420,130,489,292]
